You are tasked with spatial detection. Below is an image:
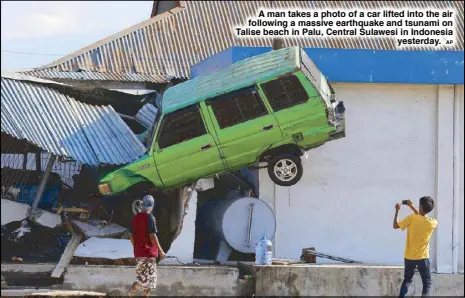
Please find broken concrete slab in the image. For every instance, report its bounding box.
[194,178,214,192]
[35,210,62,229]
[72,221,126,239]
[1,274,7,289]
[1,199,29,225]
[1,199,61,228]
[74,238,133,260]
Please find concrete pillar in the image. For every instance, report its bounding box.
[159,191,198,265]
[258,166,277,257]
[434,85,455,273]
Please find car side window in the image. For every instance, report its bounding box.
[157,105,207,149]
[260,75,309,112]
[207,88,268,129]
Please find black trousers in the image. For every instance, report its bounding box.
[399,258,432,297]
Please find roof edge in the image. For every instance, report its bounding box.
[1,70,69,87]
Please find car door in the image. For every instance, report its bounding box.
[205,86,283,170]
[259,72,329,144]
[153,104,225,188]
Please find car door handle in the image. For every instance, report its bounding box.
[200,144,212,151]
[262,124,274,131]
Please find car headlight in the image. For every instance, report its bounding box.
[98,183,112,195]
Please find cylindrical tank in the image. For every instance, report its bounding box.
[199,191,276,254]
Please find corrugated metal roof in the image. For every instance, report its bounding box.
[135,103,158,128]
[23,1,464,83]
[162,46,301,113]
[1,76,147,166]
[22,69,172,83]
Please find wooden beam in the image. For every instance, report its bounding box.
[51,233,82,278]
[151,1,159,18]
[29,154,56,217]
[23,152,28,170]
[273,38,284,50]
[35,152,41,171]
[54,207,89,214]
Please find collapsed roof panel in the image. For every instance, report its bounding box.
[135,103,158,129]
[21,1,464,83]
[1,76,147,166]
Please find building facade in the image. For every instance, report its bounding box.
[253,50,464,274]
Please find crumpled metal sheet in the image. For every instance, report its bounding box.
[135,103,158,129]
[1,77,147,165]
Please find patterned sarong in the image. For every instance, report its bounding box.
[134,257,158,290]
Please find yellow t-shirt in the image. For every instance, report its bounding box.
[398,214,438,260]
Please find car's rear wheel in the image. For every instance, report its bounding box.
[267,154,303,187]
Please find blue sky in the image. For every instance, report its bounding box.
[1,1,153,71]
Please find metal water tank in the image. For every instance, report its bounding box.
[201,192,276,254]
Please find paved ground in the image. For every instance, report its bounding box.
[1,289,106,297]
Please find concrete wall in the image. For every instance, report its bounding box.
[63,265,240,296]
[3,263,462,296]
[259,83,464,273]
[458,86,464,273]
[159,191,198,265]
[255,265,464,296]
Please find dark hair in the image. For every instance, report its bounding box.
[419,196,435,214]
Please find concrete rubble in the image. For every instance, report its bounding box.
[1,199,61,228]
[74,238,133,260]
[1,177,212,275]
[72,221,127,239]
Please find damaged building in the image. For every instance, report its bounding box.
[1,1,464,295]
[1,72,148,266]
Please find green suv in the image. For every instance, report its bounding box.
[98,46,345,196]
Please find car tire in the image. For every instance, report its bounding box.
[267,154,303,187]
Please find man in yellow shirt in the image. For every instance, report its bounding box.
[393,196,438,297]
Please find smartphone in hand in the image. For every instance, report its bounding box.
[402,200,409,205]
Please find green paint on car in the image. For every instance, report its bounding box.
[98,47,346,196]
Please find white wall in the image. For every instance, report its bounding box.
[458,85,464,273]
[159,191,198,265]
[259,83,464,272]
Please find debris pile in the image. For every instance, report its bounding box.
[1,219,70,263]
[0,197,130,272]
[1,274,7,289]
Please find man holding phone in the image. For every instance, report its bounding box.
[393,196,438,297]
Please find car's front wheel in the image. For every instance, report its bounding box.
[267,154,303,187]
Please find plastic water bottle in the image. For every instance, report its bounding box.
[255,235,272,265]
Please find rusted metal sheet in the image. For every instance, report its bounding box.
[21,69,171,83]
[22,1,463,83]
[1,74,147,166]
